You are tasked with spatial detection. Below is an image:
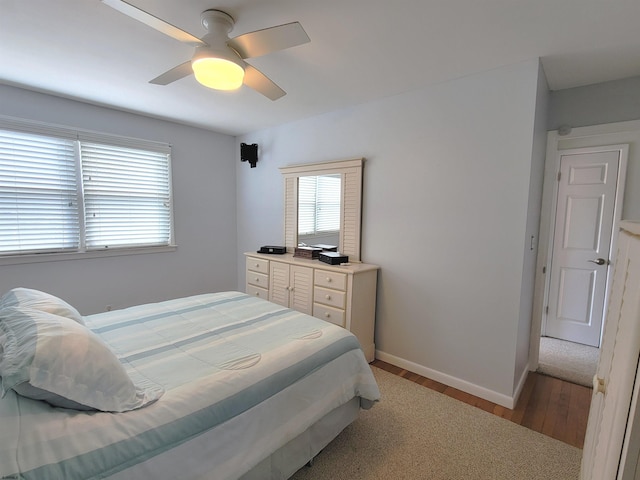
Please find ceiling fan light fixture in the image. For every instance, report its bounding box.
[101,2,308,99]
[191,47,244,90]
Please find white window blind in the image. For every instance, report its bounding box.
[0,130,79,254]
[0,116,173,258]
[297,174,341,235]
[81,143,171,249]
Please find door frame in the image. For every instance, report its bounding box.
[529,123,630,370]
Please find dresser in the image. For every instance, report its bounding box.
[245,252,379,362]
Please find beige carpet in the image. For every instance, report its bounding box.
[537,336,599,387]
[291,367,582,480]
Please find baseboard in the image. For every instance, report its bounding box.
[375,350,520,409]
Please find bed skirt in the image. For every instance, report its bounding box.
[104,397,360,480]
[240,397,359,479]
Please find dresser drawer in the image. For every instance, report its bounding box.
[314,270,347,291]
[246,256,269,274]
[313,303,346,327]
[247,271,269,289]
[314,286,346,309]
[246,283,269,300]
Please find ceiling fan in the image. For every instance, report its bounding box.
[101,0,310,100]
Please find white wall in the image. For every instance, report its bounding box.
[548,75,640,132]
[513,64,550,390]
[236,59,545,406]
[548,82,640,223]
[0,85,238,314]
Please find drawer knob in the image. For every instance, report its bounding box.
[255,263,260,268]
[325,312,331,318]
[326,277,331,282]
[325,294,331,300]
[255,277,259,282]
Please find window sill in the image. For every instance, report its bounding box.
[0,245,177,266]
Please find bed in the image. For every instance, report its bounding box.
[0,288,380,480]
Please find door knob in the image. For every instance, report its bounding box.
[588,258,607,266]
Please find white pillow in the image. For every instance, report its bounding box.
[0,287,85,325]
[0,306,164,412]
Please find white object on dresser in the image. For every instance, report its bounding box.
[245,252,378,362]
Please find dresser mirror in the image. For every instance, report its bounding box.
[280,158,363,262]
[297,173,341,247]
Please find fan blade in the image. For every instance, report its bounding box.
[243,64,286,101]
[150,61,193,85]
[229,22,309,59]
[101,0,206,47]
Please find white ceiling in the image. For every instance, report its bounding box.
[2,0,640,136]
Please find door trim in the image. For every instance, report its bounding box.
[529,124,630,370]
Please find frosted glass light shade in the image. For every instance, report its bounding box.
[192,57,244,90]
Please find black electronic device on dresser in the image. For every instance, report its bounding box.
[257,245,286,254]
[319,252,349,265]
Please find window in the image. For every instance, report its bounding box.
[297,174,341,235]
[81,143,171,249]
[0,116,173,259]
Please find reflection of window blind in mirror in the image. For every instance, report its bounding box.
[298,175,341,235]
[317,175,341,232]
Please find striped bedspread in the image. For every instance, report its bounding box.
[0,291,380,480]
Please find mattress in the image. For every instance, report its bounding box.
[0,291,380,480]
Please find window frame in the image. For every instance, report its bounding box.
[0,115,176,266]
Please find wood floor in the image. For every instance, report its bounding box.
[371,359,592,449]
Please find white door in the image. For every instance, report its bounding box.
[581,224,640,480]
[544,147,622,347]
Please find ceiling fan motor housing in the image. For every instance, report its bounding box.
[201,9,235,32]
[193,10,244,67]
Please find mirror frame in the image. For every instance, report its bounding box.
[280,158,363,262]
